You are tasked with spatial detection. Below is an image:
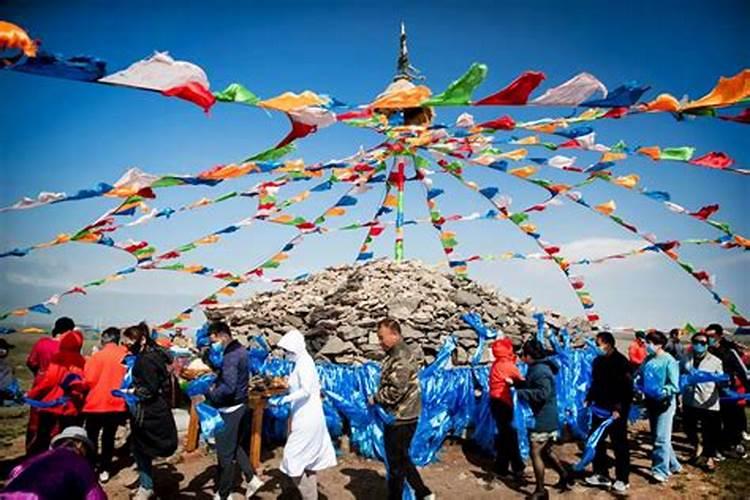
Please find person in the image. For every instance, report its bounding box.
[488,335,525,480]
[26,329,87,456]
[25,316,71,452]
[706,323,749,458]
[681,332,723,471]
[516,339,570,500]
[269,329,337,500]
[0,425,107,499]
[122,322,178,500]
[372,319,434,500]
[665,329,686,363]
[0,338,18,402]
[628,331,648,369]
[584,331,633,493]
[202,321,264,500]
[640,330,681,483]
[83,326,128,483]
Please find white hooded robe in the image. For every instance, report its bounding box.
[277,329,337,477]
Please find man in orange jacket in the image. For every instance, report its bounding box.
[628,331,648,369]
[83,327,128,483]
[26,329,86,455]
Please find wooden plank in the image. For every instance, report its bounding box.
[185,401,199,452]
[249,395,265,471]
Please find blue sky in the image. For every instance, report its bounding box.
[1,0,748,331]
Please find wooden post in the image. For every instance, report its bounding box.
[249,395,265,471]
[185,401,200,452]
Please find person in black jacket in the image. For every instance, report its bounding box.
[583,331,633,493]
[516,339,570,500]
[122,323,178,500]
[201,321,264,500]
[706,323,749,458]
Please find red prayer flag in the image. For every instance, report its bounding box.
[162,81,216,113]
[478,115,516,130]
[732,316,750,327]
[475,71,546,106]
[689,152,735,169]
[690,204,719,220]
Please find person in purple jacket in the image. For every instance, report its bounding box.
[1,425,107,500]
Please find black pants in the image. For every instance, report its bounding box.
[683,406,720,458]
[27,412,81,456]
[719,401,746,450]
[592,413,630,483]
[85,412,125,472]
[384,422,431,500]
[490,398,524,474]
[215,404,255,500]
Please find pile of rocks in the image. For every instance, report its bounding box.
[204,260,593,364]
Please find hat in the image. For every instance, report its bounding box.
[50,426,95,454]
[0,339,15,350]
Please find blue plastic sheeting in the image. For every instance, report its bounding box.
[574,412,616,471]
[679,370,730,391]
[195,402,225,441]
[511,388,534,461]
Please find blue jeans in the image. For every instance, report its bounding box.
[648,396,681,477]
[133,447,154,490]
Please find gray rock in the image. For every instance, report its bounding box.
[453,290,482,307]
[318,336,354,356]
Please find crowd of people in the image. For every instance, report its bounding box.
[488,324,749,499]
[0,315,747,499]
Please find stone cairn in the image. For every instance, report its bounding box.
[204,259,593,365]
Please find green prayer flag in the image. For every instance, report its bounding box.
[683,323,697,334]
[150,177,183,188]
[423,63,488,106]
[214,192,238,203]
[509,213,528,224]
[245,144,296,163]
[213,83,260,106]
[660,147,695,162]
[177,243,197,253]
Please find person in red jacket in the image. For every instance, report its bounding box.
[26,329,87,455]
[628,331,648,369]
[489,336,525,479]
[25,316,72,452]
[83,327,128,483]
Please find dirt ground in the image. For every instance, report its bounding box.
[1,419,747,499]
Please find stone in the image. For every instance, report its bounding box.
[339,326,368,341]
[318,336,354,356]
[401,324,423,339]
[453,290,482,307]
[387,295,422,320]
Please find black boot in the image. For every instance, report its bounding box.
[529,488,549,500]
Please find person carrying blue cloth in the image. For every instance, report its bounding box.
[640,330,681,483]
[516,339,571,500]
[583,331,633,493]
[681,331,723,472]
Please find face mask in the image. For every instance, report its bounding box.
[708,337,717,346]
[128,342,141,354]
[595,345,607,356]
[646,343,657,355]
[692,343,707,355]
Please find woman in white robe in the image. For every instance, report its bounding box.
[272,329,337,499]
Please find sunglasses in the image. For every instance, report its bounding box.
[692,340,708,346]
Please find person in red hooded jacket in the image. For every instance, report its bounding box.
[25,329,87,455]
[489,335,525,479]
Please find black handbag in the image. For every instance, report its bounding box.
[645,395,671,415]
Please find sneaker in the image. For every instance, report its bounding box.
[585,475,612,488]
[245,475,265,498]
[98,471,110,483]
[133,488,154,500]
[612,481,630,493]
[743,431,750,442]
[715,452,725,461]
[424,495,436,500]
[651,472,668,484]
